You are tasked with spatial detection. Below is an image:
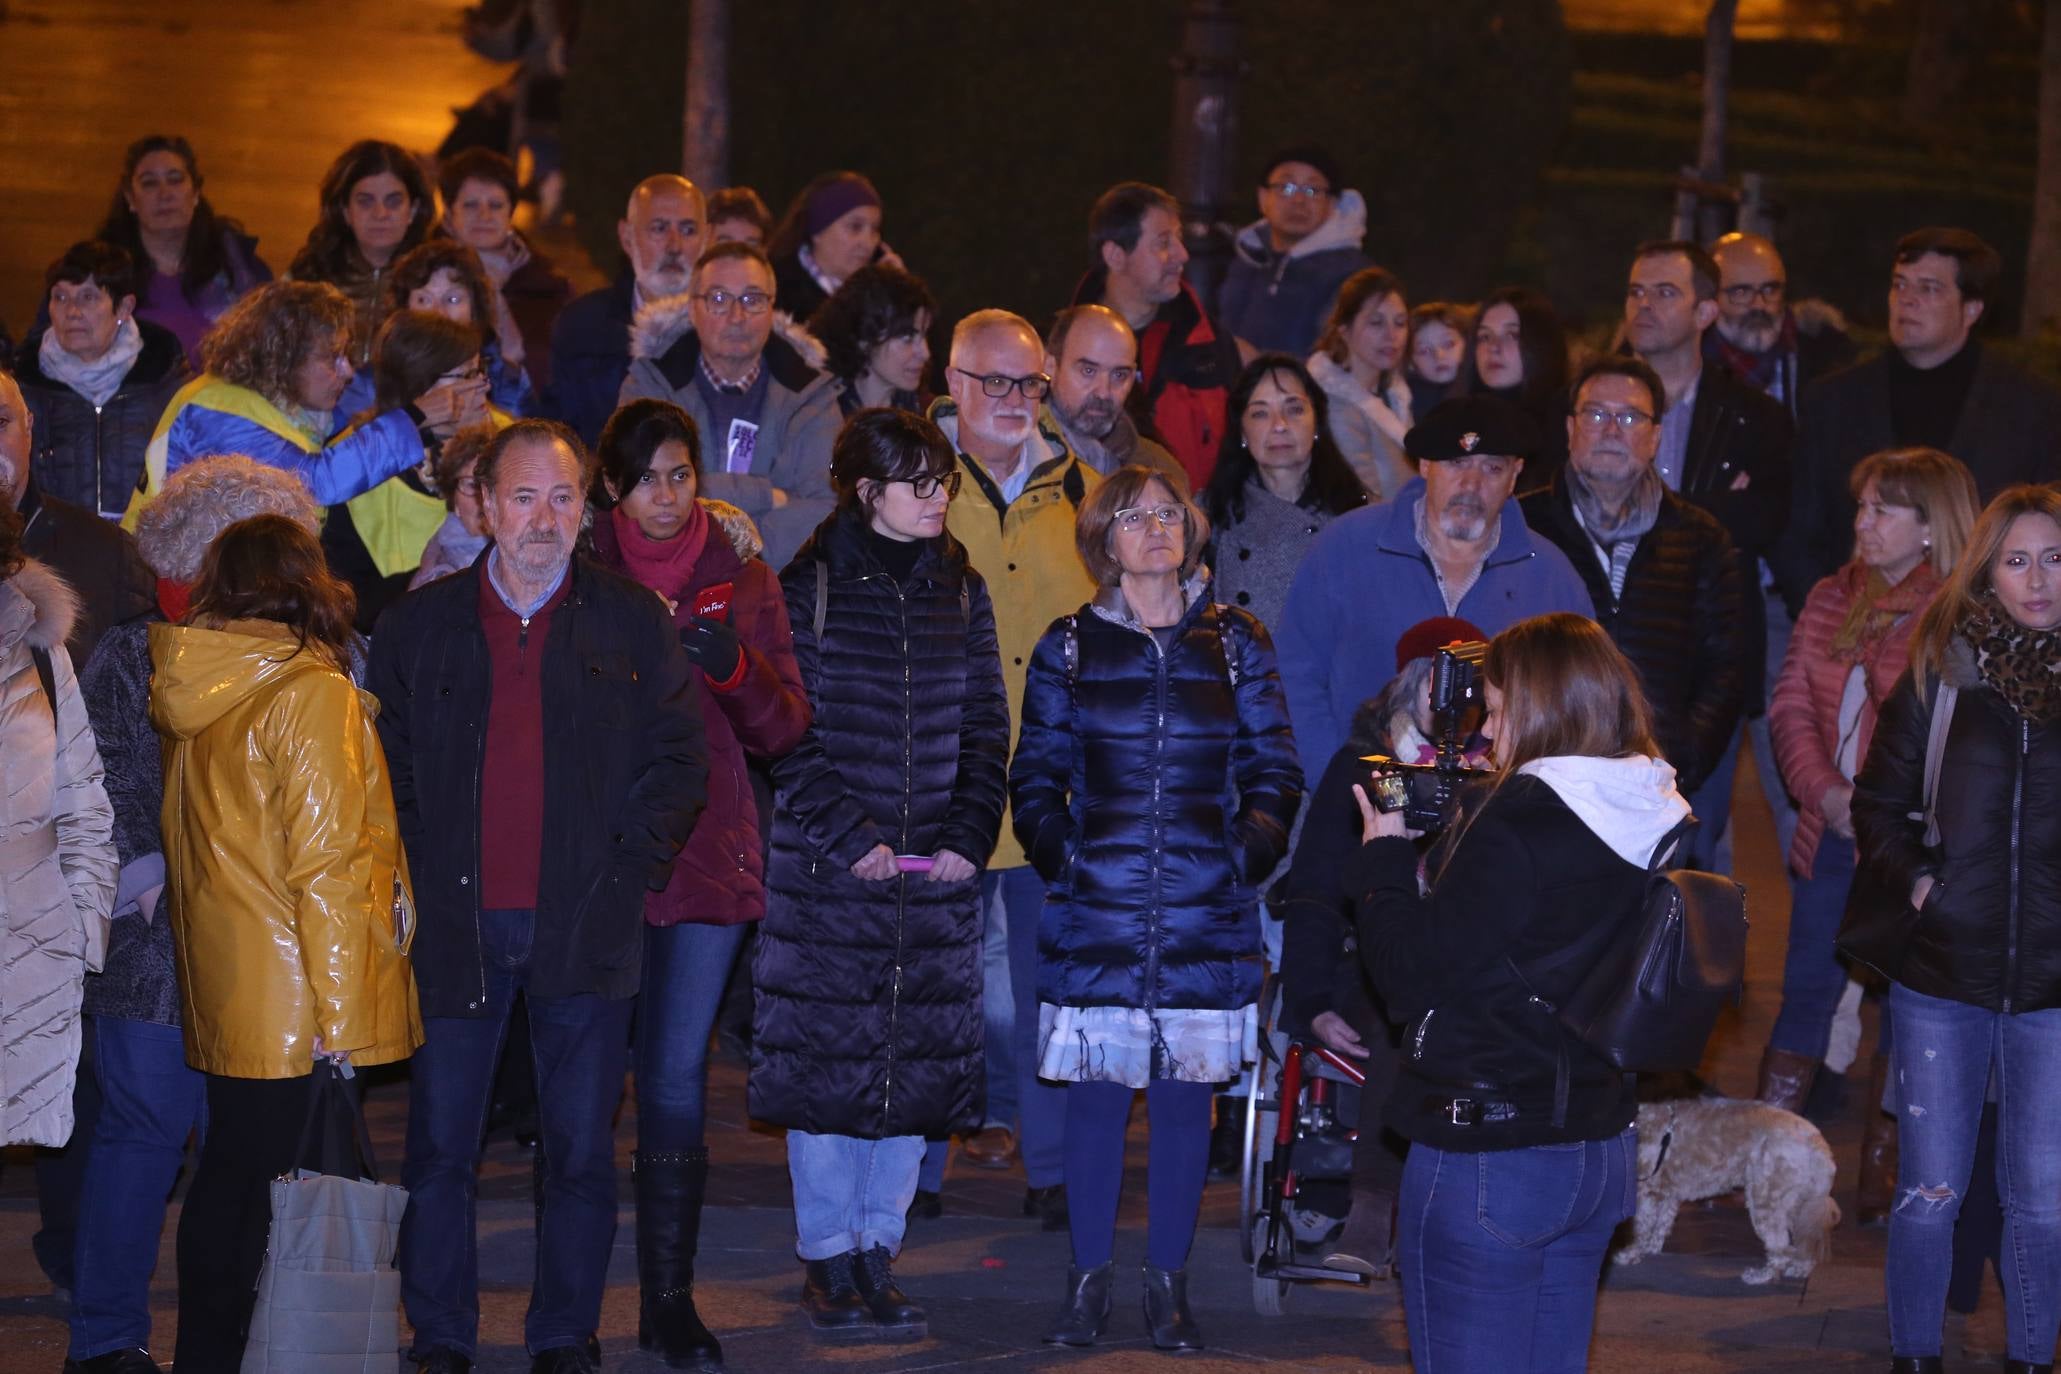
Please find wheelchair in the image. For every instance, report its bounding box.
[1236,980,1379,1315]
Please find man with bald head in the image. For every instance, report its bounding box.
[918,310,1099,1221]
[544,174,706,446]
[1043,305,1187,490]
[1704,232,1855,419]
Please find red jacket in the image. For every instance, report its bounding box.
[589,511,810,924]
[1769,559,1937,879]
[1071,269,1239,491]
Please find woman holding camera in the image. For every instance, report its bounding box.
[1011,464,1301,1352]
[1349,611,1686,1372]
[1846,484,2061,1374]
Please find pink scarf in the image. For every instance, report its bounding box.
[610,501,711,611]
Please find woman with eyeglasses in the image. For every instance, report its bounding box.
[124,280,473,525]
[1011,464,1302,1352]
[320,310,493,629]
[752,408,1008,1343]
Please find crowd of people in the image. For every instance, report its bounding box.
[6,127,2061,1374]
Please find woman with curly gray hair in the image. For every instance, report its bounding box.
[61,455,319,1372]
[122,278,473,523]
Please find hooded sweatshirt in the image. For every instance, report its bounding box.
[1517,753,1691,868]
[1218,189,1373,357]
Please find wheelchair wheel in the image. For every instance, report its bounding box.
[1251,1216,1293,1316]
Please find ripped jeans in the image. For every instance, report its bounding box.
[1885,981,2061,1362]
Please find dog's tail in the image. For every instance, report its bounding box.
[1791,1194,1841,1271]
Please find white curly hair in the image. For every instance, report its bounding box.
[135,455,322,583]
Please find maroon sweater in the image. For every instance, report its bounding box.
[477,564,571,909]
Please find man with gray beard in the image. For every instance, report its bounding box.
[1041,305,1188,492]
[1704,232,1855,420]
[1521,356,1749,865]
[1276,394,1593,779]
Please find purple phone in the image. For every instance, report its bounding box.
[895,855,934,873]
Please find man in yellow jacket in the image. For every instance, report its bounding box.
[926,309,1100,1223]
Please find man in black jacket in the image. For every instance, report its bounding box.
[1522,356,1749,867]
[369,420,707,1374]
[1782,226,2061,611]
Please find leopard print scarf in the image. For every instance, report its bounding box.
[1962,592,2061,724]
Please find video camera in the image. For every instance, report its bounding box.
[1362,639,1488,833]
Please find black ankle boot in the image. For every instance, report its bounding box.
[634,1150,724,1371]
[1041,1262,1114,1346]
[852,1245,927,1340]
[1142,1264,1203,1351]
[2005,1361,2054,1373]
[800,1251,873,1338]
[1888,1359,1943,1373]
[1206,1096,1243,1178]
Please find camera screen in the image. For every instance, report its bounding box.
[1370,773,1409,812]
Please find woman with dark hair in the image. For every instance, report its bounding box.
[288,140,436,364]
[1469,286,1572,492]
[321,310,492,628]
[382,238,535,415]
[94,134,272,357]
[410,423,496,590]
[752,408,1008,1342]
[150,514,421,1371]
[588,397,810,1370]
[1350,612,1679,1371]
[1012,465,1301,1352]
[1305,267,1414,500]
[1203,353,1369,635]
[437,146,570,390]
[1845,485,2061,1374]
[767,172,898,325]
[806,262,936,416]
[125,279,471,521]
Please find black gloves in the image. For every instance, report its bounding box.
[680,615,743,683]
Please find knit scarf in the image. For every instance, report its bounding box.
[474,233,532,290]
[1962,591,2061,725]
[1565,462,1663,547]
[610,500,711,609]
[1829,560,1938,666]
[1708,311,1799,395]
[39,318,144,407]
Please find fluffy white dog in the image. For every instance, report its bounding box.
[1614,1097,1841,1285]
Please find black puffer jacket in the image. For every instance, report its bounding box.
[1522,481,1749,793]
[15,321,190,519]
[749,508,1010,1139]
[1844,642,2061,1013]
[1010,584,1301,1012]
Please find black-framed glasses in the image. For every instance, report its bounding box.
[695,288,773,316]
[1720,281,1785,306]
[1114,503,1184,533]
[951,366,1051,400]
[905,470,962,500]
[1573,404,1656,433]
[1263,180,1331,200]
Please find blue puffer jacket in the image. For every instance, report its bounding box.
[1011,583,1303,1012]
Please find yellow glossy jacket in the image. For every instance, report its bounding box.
[149,619,422,1078]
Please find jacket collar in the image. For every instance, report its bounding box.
[1230,189,1369,266]
[1372,476,1548,569]
[1088,570,1212,636]
[17,318,188,391]
[800,503,972,586]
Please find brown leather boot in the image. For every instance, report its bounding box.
[1756,1047,1819,1115]
[1857,1051,1898,1227]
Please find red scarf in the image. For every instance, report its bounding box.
[157,578,191,622]
[609,501,711,611]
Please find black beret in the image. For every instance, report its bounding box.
[1404,395,1540,462]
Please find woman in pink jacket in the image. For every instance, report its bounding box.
[1762,447,1975,1219]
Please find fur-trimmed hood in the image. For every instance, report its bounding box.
[1232,189,1369,267]
[628,289,829,373]
[0,559,82,654]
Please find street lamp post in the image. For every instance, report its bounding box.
[1168,0,1243,307]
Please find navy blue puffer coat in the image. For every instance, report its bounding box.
[749,506,1010,1139]
[1010,584,1302,1012]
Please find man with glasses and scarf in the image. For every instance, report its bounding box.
[620,239,841,568]
[1521,355,1750,863]
[917,309,1100,1226]
[1705,232,1856,420]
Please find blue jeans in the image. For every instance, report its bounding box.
[1684,727,1742,874]
[401,908,636,1359]
[1770,833,1857,1059]
[1885,982,2061,1362]
[1751,583,1802,862]
[1398,1130,1636,1374]
[788,1132,925,1260]
[67,1016,205,1360]
[635,920,748,1153]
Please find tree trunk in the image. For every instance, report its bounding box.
[682,0,730,188]
[1168,0,1242,308]
[2026,0,2061,338]
[1901,0,1995,130]
[1671,0,1737,241]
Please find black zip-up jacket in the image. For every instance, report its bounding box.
[15,320,190,519]
[1348,773,1645,1151]
[1522,481,1749,794]
[1844,642,2061,1012]
[748,508,1009,1139]
[366,554,708,1015]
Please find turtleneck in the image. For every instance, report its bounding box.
[861,522,926,581]
[1889,337,1981,451]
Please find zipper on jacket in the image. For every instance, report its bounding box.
[885,575,912,1123]
[2005,718,2029,1014]
[1143,631,1168,1012]
[1411,1009,1435,1060]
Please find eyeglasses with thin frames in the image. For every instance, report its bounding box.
[1263,181,1331,200]
[1573,404,1656,433]
[695,288,773,316]
[1113,504,1184,533]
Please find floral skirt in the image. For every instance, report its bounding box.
[1036,1002,1258,1088]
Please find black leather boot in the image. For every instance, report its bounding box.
[1142,1264,1203,1352]
[1041,1262,1114,1346]
[634,1149,724,1371]
[852,1245,927,1340]
[1887,1359,1943,1373]
[2005,1361,2055,1373]
[800,1251,874,1338]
